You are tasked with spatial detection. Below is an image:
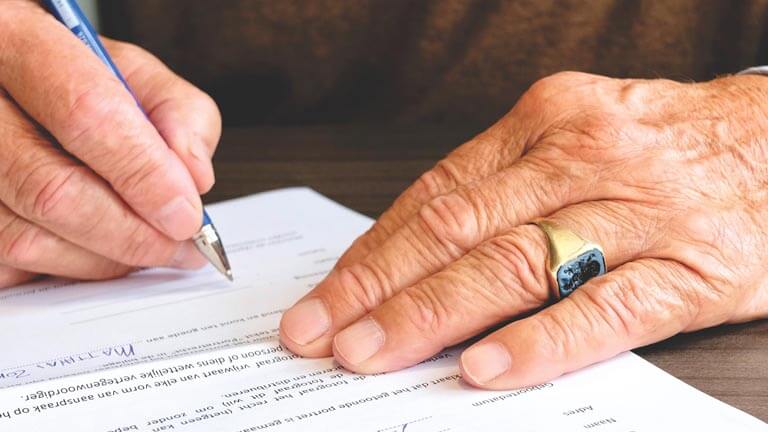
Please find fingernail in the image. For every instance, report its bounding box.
[170,241,207,269]
[461,342,511,385]
[281,298,331,346]
[333,317,384,365]
[156,196,201,240]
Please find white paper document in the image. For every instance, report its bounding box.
[0,188,765,431]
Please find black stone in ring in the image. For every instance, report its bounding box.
[555,248,606,298]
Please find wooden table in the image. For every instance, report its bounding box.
[207,125,768,422]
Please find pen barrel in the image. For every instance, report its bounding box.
[203,210,212,226]
[43,0,138,105]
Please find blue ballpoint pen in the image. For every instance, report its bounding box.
[43,0,233,281]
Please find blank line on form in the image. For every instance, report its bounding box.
[68,285,253,325]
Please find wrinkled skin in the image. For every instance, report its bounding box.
[0,0,221,286]
[280,71,768,389]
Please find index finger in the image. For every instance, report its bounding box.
[0,3,202,241]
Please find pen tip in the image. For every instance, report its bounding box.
[226,270,234,282]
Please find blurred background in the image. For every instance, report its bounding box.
[96,0,768,128]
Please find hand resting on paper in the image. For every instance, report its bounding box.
[0,1,221,287]
[281,72,768,389]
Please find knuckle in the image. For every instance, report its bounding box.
[196,94,222,151]
[600,265,695,334]
[412,160,461,202]
[519,72,604,123]
[196,90,222,136]
[475,233,550,305]
[0,218,42,267]
[526,78,555,100]
[110,147,167,198]
[574,265,693,343]
[617,78,679,111]
[685,280,728,324]
[63,85,163,196]
[336,262,394,313]
[578,278,643,339]
[659,267,708,326]
[526,71,585,99]
[63,85,124,152]
[195,88,220,115]
[398,285,447,338]
[184,89,223,155]
[546,70,592,84]
[16,163,83,222]
[418,191,480,252]
[617,80,650,107]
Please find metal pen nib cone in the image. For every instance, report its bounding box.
[193,223,234,281]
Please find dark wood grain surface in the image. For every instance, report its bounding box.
[207,125,768,422]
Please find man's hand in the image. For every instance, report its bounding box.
[280,71,768,389]
[0,1,221,286]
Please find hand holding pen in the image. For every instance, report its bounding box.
[0,0,228,287]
